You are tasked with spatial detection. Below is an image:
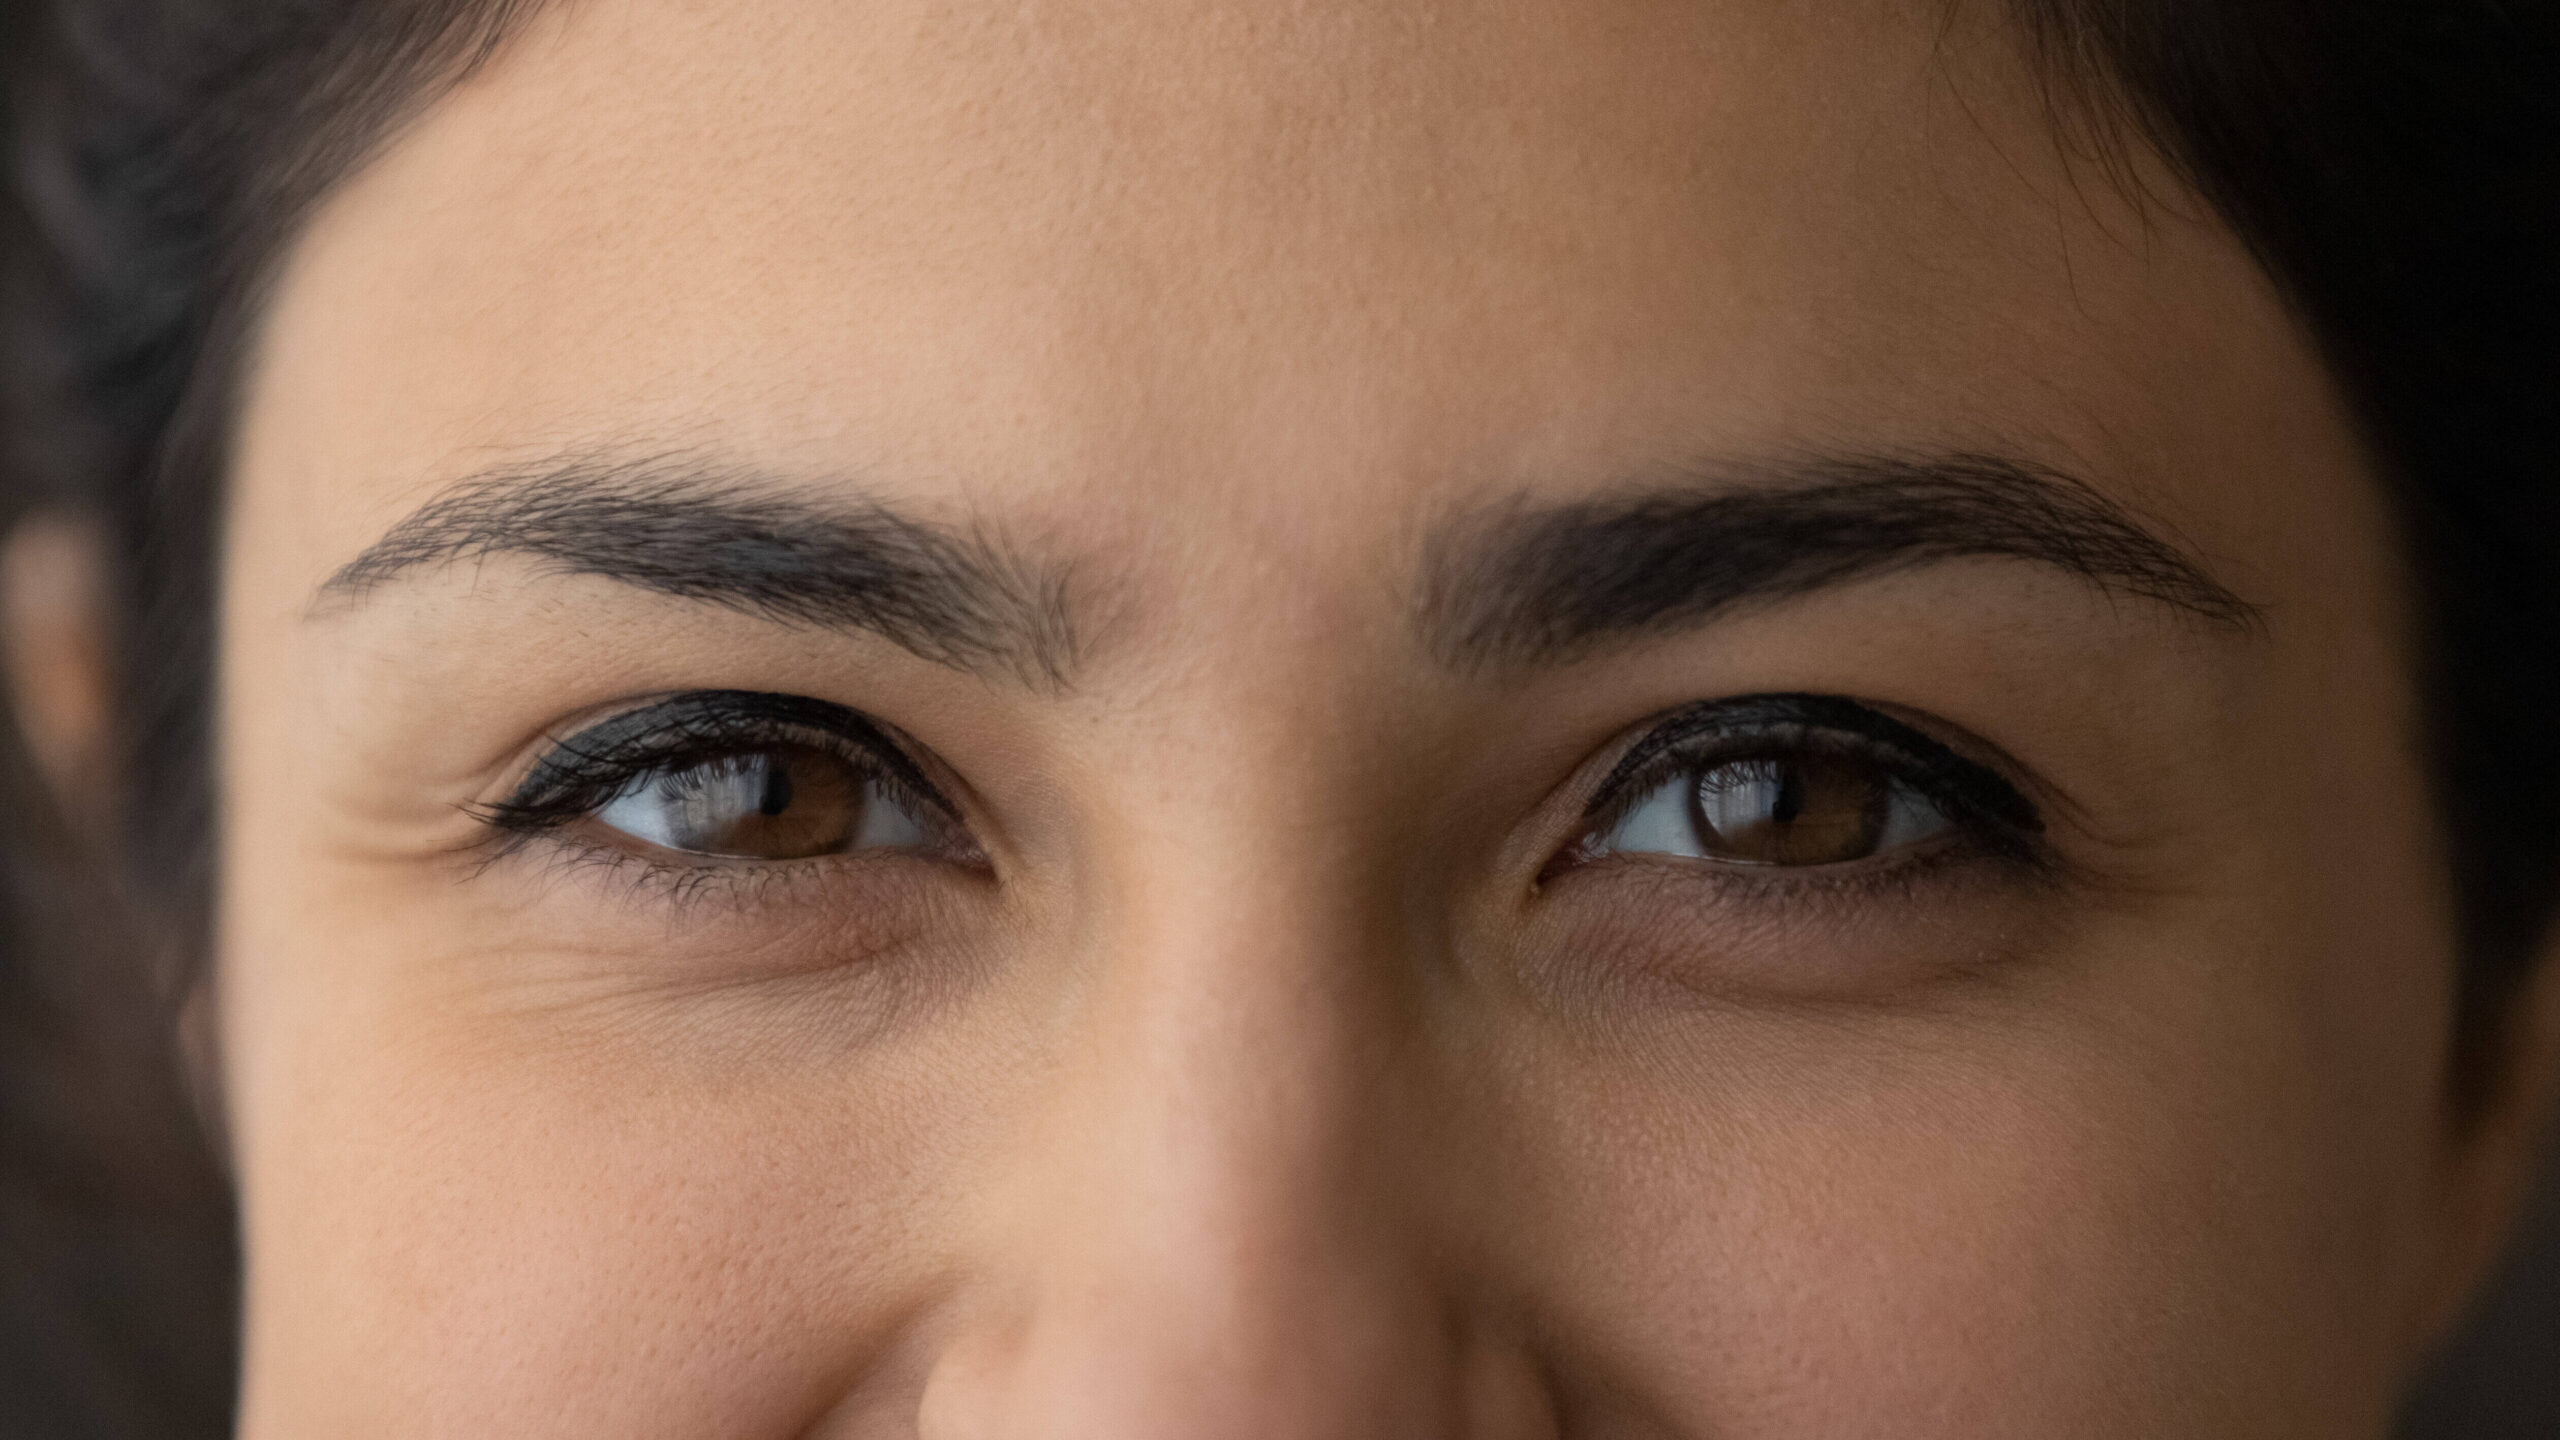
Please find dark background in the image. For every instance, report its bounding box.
[2403,1126,2560,1434]
[0,0,2554,1431]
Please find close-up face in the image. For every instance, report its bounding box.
[205,0,2527,1433]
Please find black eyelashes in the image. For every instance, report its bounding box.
[480,690,951,839]
[1586,692,2046,857]
[487,690,2042,888]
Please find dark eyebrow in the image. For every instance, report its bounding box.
[1417,451,2260,671]
[317,454,1077,684]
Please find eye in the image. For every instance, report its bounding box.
[480,690,971,866]
[593,746,930,860]
[1572,693,2042,873]
[1594,752,1949,866]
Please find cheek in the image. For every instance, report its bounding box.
[1491,992,2415,1438]
[230,982,990,1435]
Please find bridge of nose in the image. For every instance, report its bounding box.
[904,703,1550,1438]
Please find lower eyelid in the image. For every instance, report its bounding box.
[1548,827,2019,913]
[498,822,948,907]
[1520,850,2064,1010]
[457,835,997,996]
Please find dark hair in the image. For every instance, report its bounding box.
[2012,0,2560,1102]
[1,0,2554,1432]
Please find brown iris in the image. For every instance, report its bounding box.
[1689,754,1892,866]
[598,748,869,859]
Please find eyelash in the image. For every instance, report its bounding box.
[474,690,966,878]
[478,690,2048,915]
[1568,692,2050,881]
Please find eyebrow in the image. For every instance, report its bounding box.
[317,454,1077,684]
[1416,451,2260,671]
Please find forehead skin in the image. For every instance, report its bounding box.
[220,0,2456,1436]
[238,0,2339,570]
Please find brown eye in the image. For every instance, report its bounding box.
[592,747,928,859]
[1693,756,1895,865]
[1594,750,1951,867]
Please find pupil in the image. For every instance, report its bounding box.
[757,760,793,817]
[1770,764,1805,825]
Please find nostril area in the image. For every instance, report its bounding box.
[911,1279,1558,1440]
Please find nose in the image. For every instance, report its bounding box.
[914,845,1556,1440]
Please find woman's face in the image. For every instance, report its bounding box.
[214,0,2520,1433]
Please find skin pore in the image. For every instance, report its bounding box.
[186,0,2556,1433]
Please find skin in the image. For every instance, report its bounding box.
[83,0,2543,1432]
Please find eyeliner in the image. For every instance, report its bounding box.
[1587,693,2044,842]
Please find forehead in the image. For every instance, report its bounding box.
[243,0,2342,578]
